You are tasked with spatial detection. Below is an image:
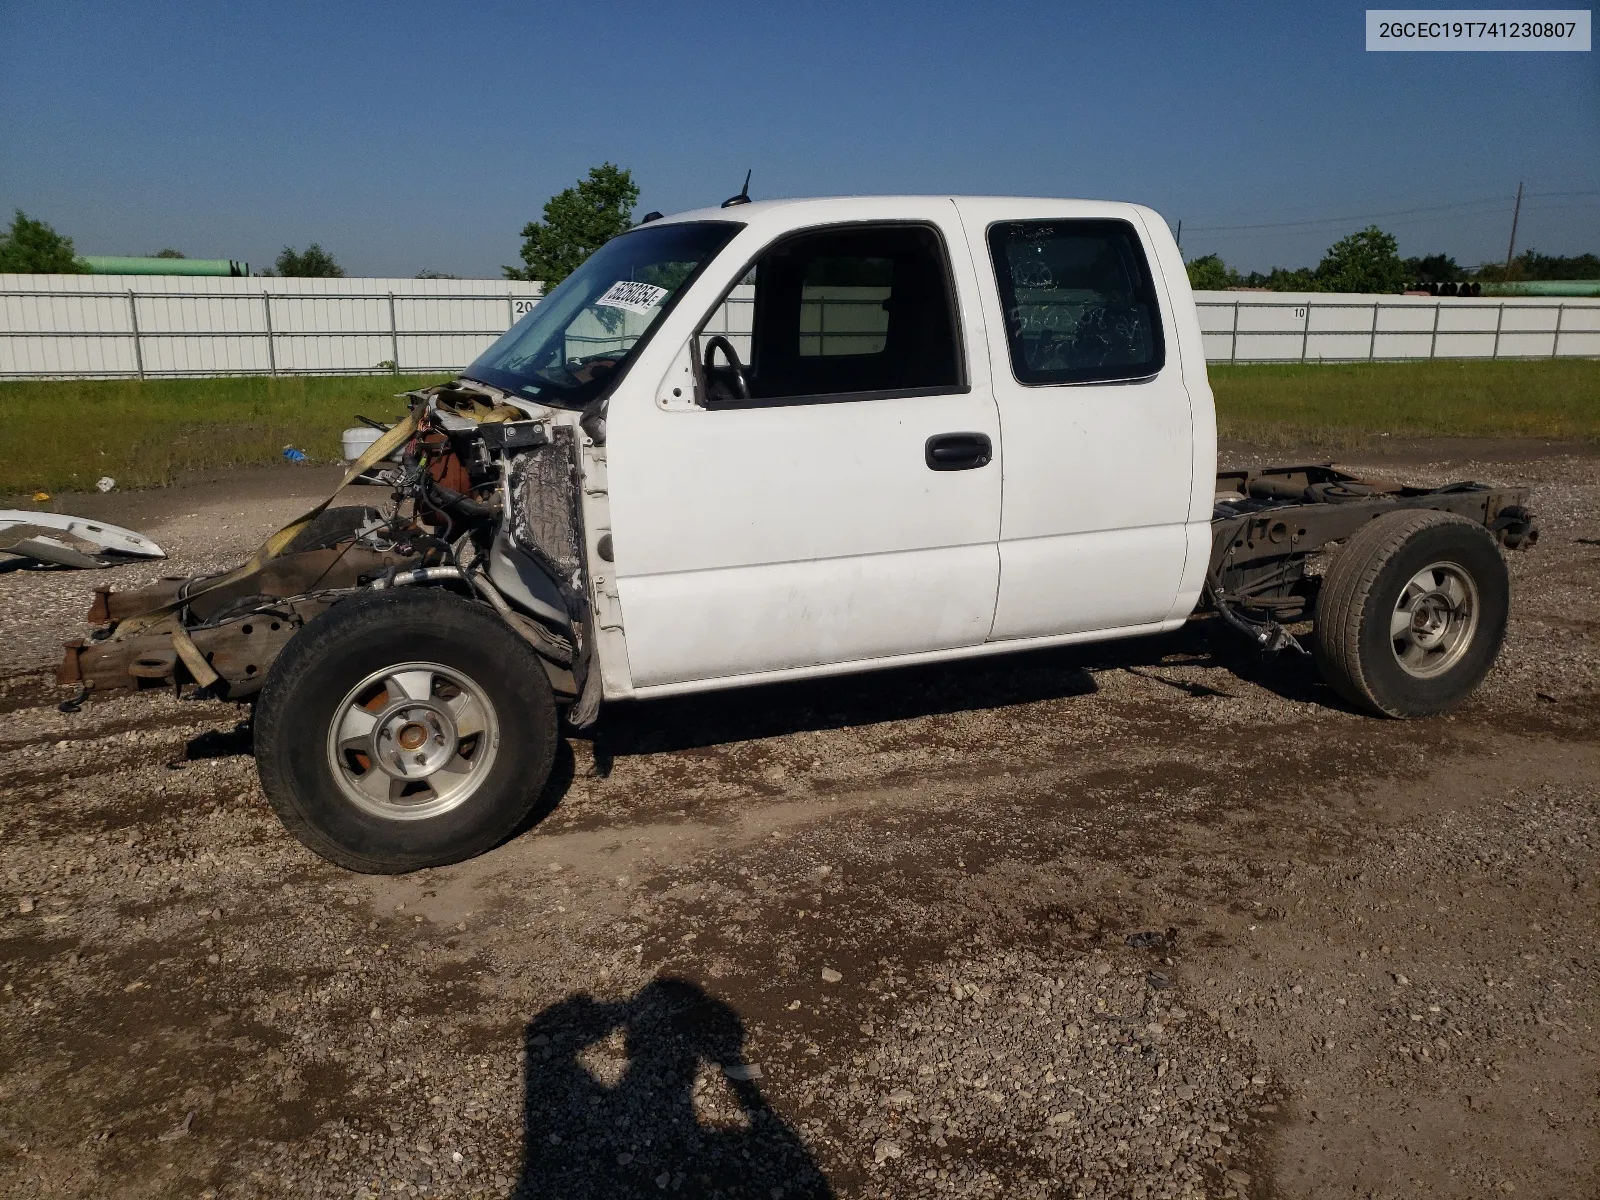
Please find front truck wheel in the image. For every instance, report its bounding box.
[1313,509,1510,718]
[255,588,557,872]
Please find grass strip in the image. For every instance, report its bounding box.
[2,360,1595,494]
[1211,359,1600,449]
[0,374,446,494]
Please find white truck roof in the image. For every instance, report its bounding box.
[655,195,1165,229]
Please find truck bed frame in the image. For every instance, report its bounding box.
[1206,463,1538,650]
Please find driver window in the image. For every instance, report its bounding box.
[701,268,755,365]
[698,224,962,405]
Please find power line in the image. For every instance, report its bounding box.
[1185,200,1600,245]
[1181,189,1599,235]
[1187,206,1588,243]
[1190,208,1508,238]
[1187,197,1507,233]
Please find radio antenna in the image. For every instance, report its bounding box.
[721,169,753,208]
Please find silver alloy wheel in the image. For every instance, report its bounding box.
[1389,561,1480,679]
[326,661,500,820]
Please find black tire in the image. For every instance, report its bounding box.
[255,588,557,872]
[1313,509,1510,718]
[283,505,382,554]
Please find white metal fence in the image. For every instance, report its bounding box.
[1193,291,1600,363]
[2,275,1597,379]
[0,274,544,379]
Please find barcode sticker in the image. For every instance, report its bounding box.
[595,280,669,314]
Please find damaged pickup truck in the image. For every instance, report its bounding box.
[58,196,1539,873]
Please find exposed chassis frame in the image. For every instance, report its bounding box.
[1206,463,1538,650]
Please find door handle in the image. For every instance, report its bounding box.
[925,432,993,471]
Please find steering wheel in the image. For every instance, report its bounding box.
[702,335,750,402]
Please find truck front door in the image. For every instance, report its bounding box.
[954,202,1197,640]
[606,210,1003,690]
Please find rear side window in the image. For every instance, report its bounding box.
[988,219,1164,385]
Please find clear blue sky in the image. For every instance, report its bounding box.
[2,1,1595,277]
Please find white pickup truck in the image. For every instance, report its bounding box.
[62,195,1538,872]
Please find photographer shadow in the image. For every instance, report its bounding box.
[515,978,833,1199]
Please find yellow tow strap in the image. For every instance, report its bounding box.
[120,410,420,633]
[170,626,221,687]
[246,410,421,568]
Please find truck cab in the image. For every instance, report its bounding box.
[502,197,1214,698]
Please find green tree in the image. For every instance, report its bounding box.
[1404,253,1463,284]
[1315,226,1408,294]
[1513,249,1600,280]
[505,163,640,287]
[1476,250,1600,283]
[0,210,89,273]
[1185,253,1240,290]
[273,244,344,277]
[1269,267,1321,291]
[153,248,185,259]
[1242,267,1320,292]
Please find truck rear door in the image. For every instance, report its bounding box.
[953,200,1195,640]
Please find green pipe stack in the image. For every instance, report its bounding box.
[81,256,249,277]
[1488,280,1600,297]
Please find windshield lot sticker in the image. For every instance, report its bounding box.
[595,281,669,314]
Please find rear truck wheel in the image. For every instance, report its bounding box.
[254,588,557,873]
[1313,509,1510,718]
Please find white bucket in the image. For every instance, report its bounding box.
[341,426,384,463]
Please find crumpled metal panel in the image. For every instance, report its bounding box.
[508,426,586,605]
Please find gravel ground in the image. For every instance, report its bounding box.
[1,445,1596,1199]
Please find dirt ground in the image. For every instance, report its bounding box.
[1,444,1596,1200]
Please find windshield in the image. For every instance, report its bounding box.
[463,221,741,406]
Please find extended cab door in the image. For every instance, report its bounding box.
[953,201,1198,641]
[605,203,1002,690]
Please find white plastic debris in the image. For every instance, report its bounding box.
[96,476,116,493]
[0,510,165,569]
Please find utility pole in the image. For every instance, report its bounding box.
[1504,181,1524,277]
